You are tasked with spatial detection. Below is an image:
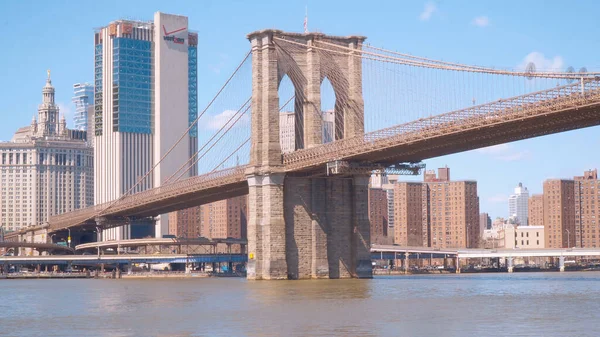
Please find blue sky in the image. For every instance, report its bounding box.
[1,0,599,220]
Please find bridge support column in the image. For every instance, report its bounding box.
[404,253,409,274]
[246,173,288,280]
[507,257,514,273]
[559,256,565,272]
[284,175,372,279]
[455,257,461,274]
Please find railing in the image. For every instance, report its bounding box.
[283,80,600,169]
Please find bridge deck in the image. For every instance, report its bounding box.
[75,238,247,251]
[371,245,600,258]
[0,254,247,265]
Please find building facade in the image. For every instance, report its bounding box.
[528,194,544,227]
[168,195,248,239]
[504,225,545,249]
[394,167,479,248]
[168,206,200,238]
[199,195,248,239]
[508,182,529,226]
[93,12,198,240]
[543,179,576,248]
[0,73,93,232]
[72,83,94,132]
[574,169,599,248]
[279,111,296,154]
[479,213,491,238]
[393,182,423,246]
[279,110,335,154]
[368,188,390,244]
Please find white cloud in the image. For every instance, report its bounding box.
[204,109,249,130]
[472,16,490,27]
[475,144,530,161]
[419,2,437,21]
[518,52,564,72]
[487,194,507,204]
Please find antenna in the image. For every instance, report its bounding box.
[304,6,308,33]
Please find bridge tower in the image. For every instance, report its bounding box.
[245,29,371,280]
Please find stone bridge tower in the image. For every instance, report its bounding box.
[245,29,372,280]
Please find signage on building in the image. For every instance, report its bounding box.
[162,25,186,45]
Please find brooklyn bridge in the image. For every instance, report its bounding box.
[7,29,600,280]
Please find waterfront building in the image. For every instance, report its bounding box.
[394,167,479,248]
[368,187,391,244]
[72,83,94,132]
[528,194,544,226]
[168,206,200,238]
[504,225,545,249]
[508,182,529,226]
[0,73,93,232]
[199,195,247,239]
[479,213,491,237]
[543,179,576,248]
[574,169,600,248]
[168,196,248,240]
[393,182,423,246]
[370,171,398,241]
[93,12,199,240]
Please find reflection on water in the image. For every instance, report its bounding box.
[1,273,600,337]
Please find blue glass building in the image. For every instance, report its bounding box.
[93,14,198,241]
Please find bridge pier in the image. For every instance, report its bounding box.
[455,257,461,274]
[507,257,514,273]
[246,173,288,280]
[559,256,565,272]
[284,175,372,279]
[246,173,373,280]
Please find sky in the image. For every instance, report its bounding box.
[1,0,600,220]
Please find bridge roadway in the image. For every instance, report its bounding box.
[46,79,600,232]
[75,237,247,251]
[371,245,600,259]
[0,242,74,254]
[0,254,247,266]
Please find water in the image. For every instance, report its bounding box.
[1,272,599,337]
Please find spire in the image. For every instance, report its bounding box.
[42,69,55,105]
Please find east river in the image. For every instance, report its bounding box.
[1,272,600,336]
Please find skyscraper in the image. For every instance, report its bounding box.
[93,12,198,240]
[508,182,529,226]
[72,83,94,132]
[0,73,93,232]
